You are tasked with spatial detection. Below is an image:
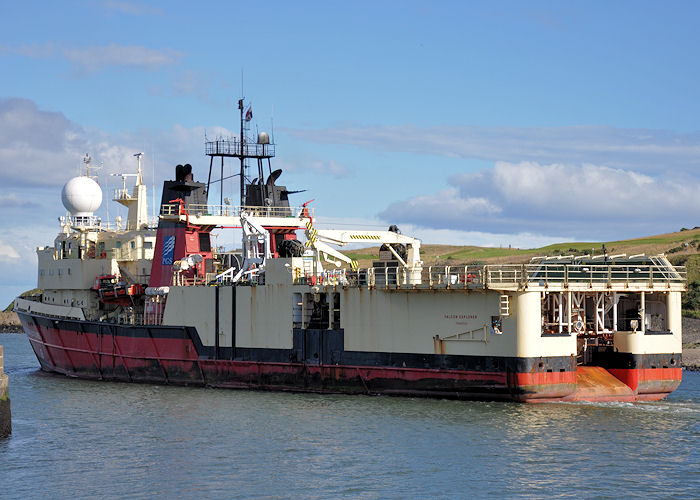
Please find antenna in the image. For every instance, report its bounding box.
[152,148,156,225]
[83,153,101,180]
[133,152,144,185]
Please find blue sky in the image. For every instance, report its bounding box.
[1,0,700,306]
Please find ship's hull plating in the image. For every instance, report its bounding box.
[17,311,681,403]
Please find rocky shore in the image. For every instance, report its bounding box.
[682,317,700,371]
[0,312,21,334]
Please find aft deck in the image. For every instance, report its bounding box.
[288,255,686,293]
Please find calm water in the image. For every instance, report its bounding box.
[1,333,698,499]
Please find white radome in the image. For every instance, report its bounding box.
[61,176,103,216]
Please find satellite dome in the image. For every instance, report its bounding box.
[61,176,103,216]
[257,131,270,144]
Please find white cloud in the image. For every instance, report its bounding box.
[313,215,571,249]
[0,193,36,208]
[99,1,163,16]
[380,162,700,240]
[387,187,501,220]
[1,43,182,74]
[0,242,20,263]
[0,98,234,188]
[62,44,182,73]
[286,124,700,173]
[277,154,350,178]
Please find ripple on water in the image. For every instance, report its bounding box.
[1,334,699,498]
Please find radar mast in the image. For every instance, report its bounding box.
[204,99,275,207]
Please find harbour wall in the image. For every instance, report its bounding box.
[0,345,11,437]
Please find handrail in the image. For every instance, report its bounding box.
[160,204,313,219]
[286,263,685,289]
[484,263,686,286]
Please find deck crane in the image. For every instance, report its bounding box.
[304,227,423,271]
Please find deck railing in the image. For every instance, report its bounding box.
[289,263,686,289]
[484,263,686,287]
[160,204,313,219]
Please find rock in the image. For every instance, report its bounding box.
[0,312,20,328]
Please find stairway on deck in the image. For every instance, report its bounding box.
[572,366,636,402]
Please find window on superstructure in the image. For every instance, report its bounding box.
[130,241,136,249]
[644,292,670,334]
[116,241,122,249]
[144,241,153,249]
[199,233,211,253]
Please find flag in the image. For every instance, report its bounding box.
[245,106,253,121]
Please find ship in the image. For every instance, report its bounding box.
[14,101,686,403]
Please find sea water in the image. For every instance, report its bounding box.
[1,333,698,499]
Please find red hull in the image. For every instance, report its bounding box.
[18,313,681,403]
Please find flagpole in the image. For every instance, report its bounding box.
[239,98,245,206]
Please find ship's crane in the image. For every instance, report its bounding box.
[220,211,272,283]
[304,227,422,269]
[240,211,272,265]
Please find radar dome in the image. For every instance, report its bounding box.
[257,131,270,144]
[61,176,103,216]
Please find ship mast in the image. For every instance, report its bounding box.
[239,98,245,206]
[204,98,275,210]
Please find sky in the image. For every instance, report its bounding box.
[1,0,700,306]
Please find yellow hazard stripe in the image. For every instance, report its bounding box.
[349,234,381,240]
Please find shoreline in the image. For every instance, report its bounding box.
[2,312,700,370]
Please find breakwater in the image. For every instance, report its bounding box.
[0,344,10,437]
